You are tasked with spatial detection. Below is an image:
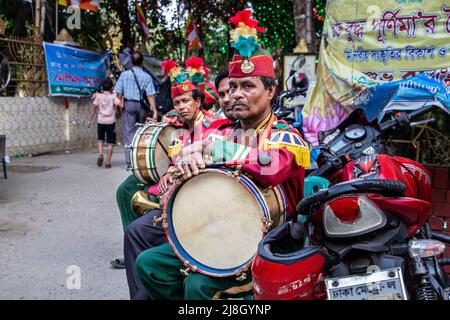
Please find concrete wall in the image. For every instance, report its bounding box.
[0,96,123,157]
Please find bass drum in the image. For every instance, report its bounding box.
[129,123,177,184]
[163,168,287,278]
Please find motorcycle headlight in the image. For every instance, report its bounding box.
[323,196,387,238]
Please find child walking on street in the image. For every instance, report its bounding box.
[88,78,123,168]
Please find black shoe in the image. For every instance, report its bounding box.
[97,155,104,167]
[110,258,125,269]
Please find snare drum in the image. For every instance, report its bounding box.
[163,168,287,278]
[129,123,177,184]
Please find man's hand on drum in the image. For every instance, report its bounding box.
[145,117,156,124]
[174,140,213,178]
[158,172,175,195]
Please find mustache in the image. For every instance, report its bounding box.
[232,102,248,109]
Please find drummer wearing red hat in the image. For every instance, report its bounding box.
[135,10,310,300]
[162,57,222,124]
[120,59,232,300]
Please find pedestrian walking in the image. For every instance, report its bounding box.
[88,78,122,168]
[115,52,158,165]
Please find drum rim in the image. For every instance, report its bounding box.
[163,167,272,277]
[148,127,161,182]
[130,123,172,184]
[274,184,288,224]
[130,125,147,184]
[152,125,177,181]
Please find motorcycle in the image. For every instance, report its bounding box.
[273,60,310,134]
[252,104,450,300]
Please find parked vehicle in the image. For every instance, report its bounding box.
[252,105,450,300]
[273,64,309,134]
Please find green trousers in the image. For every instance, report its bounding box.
[116,174,145,231]
[135,243,253,300]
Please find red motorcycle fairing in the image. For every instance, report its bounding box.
[252,248,328,300]
[309,193,431,239]
[366,194,431,237]
[340,154,431,201]
[392,156,432,203]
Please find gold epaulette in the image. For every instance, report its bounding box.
[264,130,310,168]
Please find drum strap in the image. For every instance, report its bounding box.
[256,113,276,150]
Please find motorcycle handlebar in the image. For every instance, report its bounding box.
[308,158,343,178]
[285,88,307,98]
[407,104,437,119]
[295,179,406,218]
[308,161,337,178]
[380,105,438,134]
[431,231,450,244]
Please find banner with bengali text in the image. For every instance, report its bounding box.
[43,42,110,97]
[302,0,450,145]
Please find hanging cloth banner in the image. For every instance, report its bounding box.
[302,0,450,145]
[43,42,110,97]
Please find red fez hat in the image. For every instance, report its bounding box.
[171,81,197,99]
[200,82,219,105]
[228,10,274,79]
[162,58,197,99]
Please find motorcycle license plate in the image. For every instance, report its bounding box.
[325,268,407,300]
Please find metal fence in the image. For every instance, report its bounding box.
[0,35,48,97]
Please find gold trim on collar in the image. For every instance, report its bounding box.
[194,110,204,127]
[255,112,273,136]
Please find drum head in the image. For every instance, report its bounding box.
[154,125,177,179]
[170,171,264,272]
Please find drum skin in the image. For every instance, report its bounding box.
[130,124,177,184]
[163,168,287,277]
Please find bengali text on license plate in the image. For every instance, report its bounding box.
[325,268,407,300]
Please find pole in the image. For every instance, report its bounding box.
[305,0,312,52]
[40,0,46,38]
[33,0,43,95]
[34,0,42,41]
[55,0,58,37]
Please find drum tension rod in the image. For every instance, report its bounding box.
[153,216,163,226]
[236,272,248,282]
[261,218,273,233]
[180,267,191,276]
[180,261,196,276]
[152,215,166,227]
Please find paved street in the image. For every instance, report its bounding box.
[0,147,130,299]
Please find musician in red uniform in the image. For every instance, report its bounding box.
[123,59,236,300]
[123,60,217,300]
[135,10,310,300]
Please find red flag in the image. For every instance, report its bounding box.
[135,0,149,41]
[185,13,202,50]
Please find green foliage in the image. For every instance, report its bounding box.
[253,0,296,54]
[385,109,450,165]
[201,18,229,72]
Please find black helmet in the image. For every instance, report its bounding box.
[291,72,309,94]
